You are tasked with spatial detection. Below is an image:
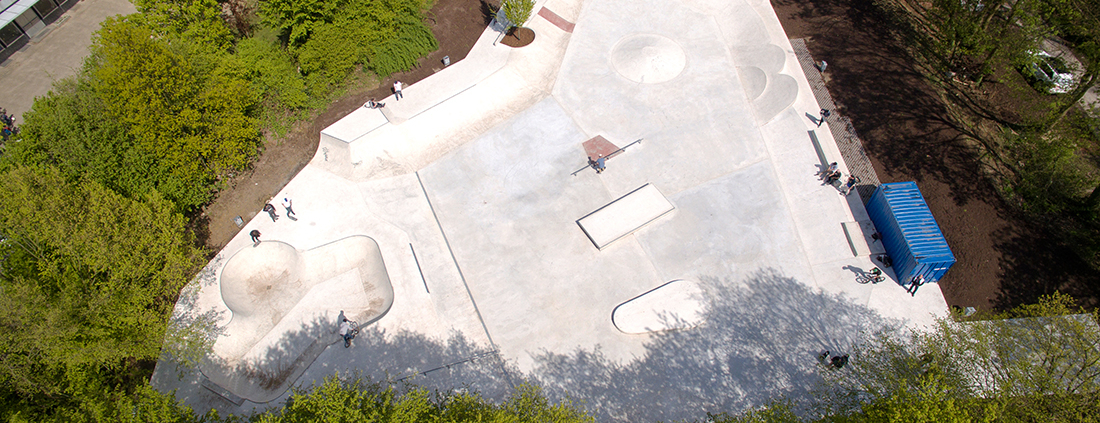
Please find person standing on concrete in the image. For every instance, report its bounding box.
[250,229,261,244]
[818,109,831,127]
[282,197,296,218]
[393,81,404,100]
[339,318,356,348]
[263,203,279,222]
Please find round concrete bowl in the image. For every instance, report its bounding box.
[204,235,393,403]
[611,33,687,84]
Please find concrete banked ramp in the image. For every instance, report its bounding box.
[201,236,393,403]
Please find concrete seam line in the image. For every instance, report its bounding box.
[415,172,518,389]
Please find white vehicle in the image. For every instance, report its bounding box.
[1028,51,1076,94]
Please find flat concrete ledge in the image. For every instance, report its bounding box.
[612,280,704,334]
[842,221,886,257]
[320,106,389,143]
[577,184,674,250]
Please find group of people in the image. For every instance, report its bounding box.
[1,108,18,141]
[819,162,860,196]
[263,197,296,222]
[248,197,297,245]
[361,80,405,109]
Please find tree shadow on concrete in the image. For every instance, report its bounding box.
[181,316,519,415]
[171,269,902,421]
[529,269,903,422]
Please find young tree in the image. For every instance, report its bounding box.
[501,0,535,30]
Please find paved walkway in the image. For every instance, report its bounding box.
[791,38,882,203]
[0,0,135,121]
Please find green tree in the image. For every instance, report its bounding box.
[3,75,158,200]
[260,0,340,47]
[86,17,260,209]
[814,293,1100,422]
[0,166,207,414]
[215,34,310,110]
[131,0,234,53]
[501,0,535,29]
[250,376,594,422]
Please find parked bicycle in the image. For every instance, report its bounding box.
[856,267,885,284]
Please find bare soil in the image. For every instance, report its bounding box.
[198,0,494,250]
[501,27,535,47]
[771,0,1100,310]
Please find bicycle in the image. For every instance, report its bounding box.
[340,319,360,348]
[856,267,885,284]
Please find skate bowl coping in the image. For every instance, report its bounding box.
[202,236,393,403]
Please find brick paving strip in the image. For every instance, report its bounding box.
[790,38,882,203]
[538,7,575,33]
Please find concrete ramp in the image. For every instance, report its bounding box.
[577,184,675,250]
[320,107,389,143]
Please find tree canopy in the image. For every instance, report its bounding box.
[0,166,207,415]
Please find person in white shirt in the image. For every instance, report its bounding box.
[393,81,404,100]
[339,318,354,348]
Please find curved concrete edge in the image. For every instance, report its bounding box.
[752,73,798,124]
[200,235,394,404]
[735,44,786,75]
[612,280,705,334]
[737,65,767,101]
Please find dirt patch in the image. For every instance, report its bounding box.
[200,0,493,250]
[501,27,535,47]
[771,0,1100,310]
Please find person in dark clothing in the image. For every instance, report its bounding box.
[831,354,849,369]
[263,203,279,222]
[250,229,261,244]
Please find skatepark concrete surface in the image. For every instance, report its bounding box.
[152,0,951,420]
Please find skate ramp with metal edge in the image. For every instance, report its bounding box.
[577,183,675,250]
[200,236,393,403]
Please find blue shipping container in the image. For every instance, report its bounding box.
[866,182,956,286]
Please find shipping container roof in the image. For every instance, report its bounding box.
[878,182,956,263]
